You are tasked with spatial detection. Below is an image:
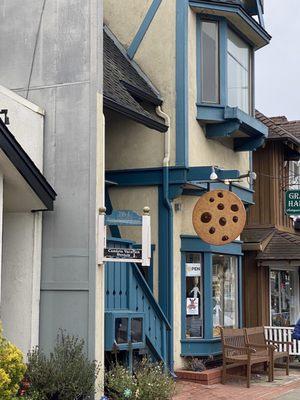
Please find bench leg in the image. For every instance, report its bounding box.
[268,361,272,382]
[247,363,251,388]
[222,362,227,384]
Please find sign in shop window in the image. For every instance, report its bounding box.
[185,253,203,339]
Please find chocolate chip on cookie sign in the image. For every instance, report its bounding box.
[192,190,246,246]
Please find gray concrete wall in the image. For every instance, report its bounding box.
[0,0,104,368]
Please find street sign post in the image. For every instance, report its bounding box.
[285,190,300,215]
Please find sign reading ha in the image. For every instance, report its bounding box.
[285,190,300,215]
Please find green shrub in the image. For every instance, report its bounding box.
[135,358,175,400]
[0,322,26,399]
[26,330,100,400]
[105,363,137,399]
[105,358,175,400]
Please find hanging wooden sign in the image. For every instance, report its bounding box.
[192,189,246,246]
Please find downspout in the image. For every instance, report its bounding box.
[156,106,174,373]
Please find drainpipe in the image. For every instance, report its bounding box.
[156,106,174,373]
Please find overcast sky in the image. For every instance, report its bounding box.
[255,0,300,120]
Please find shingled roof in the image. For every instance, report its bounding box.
[256,110,300,146]
[270,116,300,139]
[242,227,300,261]
[103,27,167,133]
[256,229,300,260]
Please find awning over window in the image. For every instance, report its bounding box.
[0,118,56,211]
[242,227,300,263]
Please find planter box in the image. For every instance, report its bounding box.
[176,367,222,385]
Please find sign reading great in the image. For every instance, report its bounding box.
[285,190,300,215]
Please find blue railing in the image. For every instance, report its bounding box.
[105,238,170,363]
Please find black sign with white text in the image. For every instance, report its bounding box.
[104,248,142,260]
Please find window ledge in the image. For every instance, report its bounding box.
[197,105,268,151]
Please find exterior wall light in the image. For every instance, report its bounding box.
[210,166,218,180]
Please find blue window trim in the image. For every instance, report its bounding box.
[180,235,243,357]
[196,13,268,150]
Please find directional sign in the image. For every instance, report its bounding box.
[285,190,300,215]
[104,248,142,260]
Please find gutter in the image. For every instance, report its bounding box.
[156,106,174,373]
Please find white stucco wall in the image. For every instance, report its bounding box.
[0,86,44,170]
[2,212,42,355]
[0,87,44,356]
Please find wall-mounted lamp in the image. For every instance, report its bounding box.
[210,166,218,180]
[239,171,257,181]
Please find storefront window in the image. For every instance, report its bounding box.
[270,269,299,326]
[212,254,238,337]
[185,253,203,338]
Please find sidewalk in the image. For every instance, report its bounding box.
[173,369,300,400]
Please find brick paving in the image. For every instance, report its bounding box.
[173,369,300,400]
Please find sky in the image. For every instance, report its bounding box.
[255,0,300,120]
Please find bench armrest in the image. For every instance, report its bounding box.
[247,342,276,351]
[267,339,292,347]
[224,344,256,353]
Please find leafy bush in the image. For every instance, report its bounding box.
[135,358,175,400]
[0,322,26,399]
[105,363,137,399]
[105,358,175,400]
[185,357,207,372]
[26,330,100,400]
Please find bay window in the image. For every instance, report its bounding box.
[199,17,253,115]
[227,28,251,114]
[200,20,219,104]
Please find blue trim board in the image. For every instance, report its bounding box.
[181,235,243,255]
[127,0,162,59]
[176,0,189,166]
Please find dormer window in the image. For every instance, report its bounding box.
[227,28,251,114]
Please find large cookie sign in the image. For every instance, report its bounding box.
[192,190,246,246]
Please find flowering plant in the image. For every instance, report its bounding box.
[105,358,175,400]
[0,322,26,399]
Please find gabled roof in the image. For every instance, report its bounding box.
[256,110,300,146]
[103,27,168,133]
[0,118,56,210]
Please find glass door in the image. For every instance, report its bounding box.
[270,269,299,326]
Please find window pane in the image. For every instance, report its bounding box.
[227,29,250,113]
[270,269,299,326]
[201,21,219,103]
[131,318,143,343]
[185,253,203,338]
[115,318,128,344]
[212,255,238,337]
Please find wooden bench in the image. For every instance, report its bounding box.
[245,326,292,381]
[221,327,272,388]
